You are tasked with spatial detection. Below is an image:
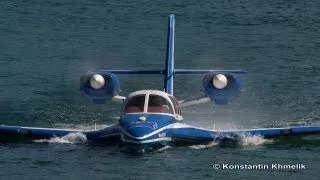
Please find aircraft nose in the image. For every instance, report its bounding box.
[119,114,174,142]
[122,122,157,138]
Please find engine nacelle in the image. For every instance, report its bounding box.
[202,73,241,104]
[80,72,120,104]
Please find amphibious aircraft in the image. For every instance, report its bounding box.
[1,14,320,150]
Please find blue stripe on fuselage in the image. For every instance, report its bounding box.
[119,113,177,138]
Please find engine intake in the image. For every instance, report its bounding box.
[80,72,120,103]
[202,73,241,104]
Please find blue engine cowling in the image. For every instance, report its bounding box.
[202,73,241,104]
[80,72,120,104]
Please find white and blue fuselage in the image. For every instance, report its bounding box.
[119,90,182,147]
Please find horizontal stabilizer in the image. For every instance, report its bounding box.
[93,70,164,75]
[174,69,247,75]
[92,69,247,75]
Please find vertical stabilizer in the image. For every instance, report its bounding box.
[164,14,175,95]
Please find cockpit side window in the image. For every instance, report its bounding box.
[169,96,182,116]
[148,95,174,114]
[124,95,145,113]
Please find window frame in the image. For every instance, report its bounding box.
[147,94,174,114]
[123,94,146,114]
[122,92,177,116]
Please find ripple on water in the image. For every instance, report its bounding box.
[33,132,87,144]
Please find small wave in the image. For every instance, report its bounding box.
[155,146,172,152]
[189,134,271,149]
[189,142,219,149]
[34,132,87,144]
[238,134,272,146]
[301,135,320,141]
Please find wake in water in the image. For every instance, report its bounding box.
[189,142,220,149]
[155,146,172,152]
[34,132,87,144]
[238,134,272,146]
[189,134,272,149]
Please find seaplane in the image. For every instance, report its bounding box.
[1,14,320,150]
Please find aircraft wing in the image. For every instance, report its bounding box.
[168,124,320,143]
[0,124,121,142]
[220,126,320,139]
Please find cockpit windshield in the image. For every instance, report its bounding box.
[124,95,145,113]
[124,93,175,115]
[147,95,173,114]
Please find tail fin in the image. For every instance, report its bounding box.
[164,14,175,95]
[92,14,246,98]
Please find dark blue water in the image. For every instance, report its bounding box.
[1,0,320,179]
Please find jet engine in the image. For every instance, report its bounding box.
[80,72,120,103]
[202,73,241,104]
